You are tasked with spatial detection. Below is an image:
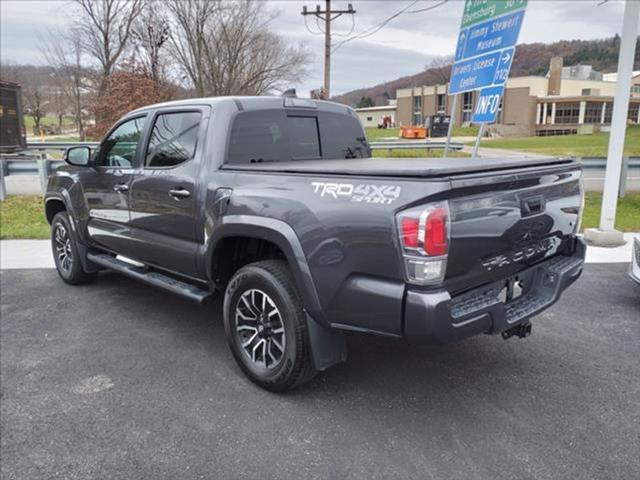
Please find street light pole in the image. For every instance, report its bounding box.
[585,0,640,246]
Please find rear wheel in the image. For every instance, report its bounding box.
[223,260,316,392]
[51,212,96,285]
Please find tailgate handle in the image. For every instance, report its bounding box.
[522,195,544,216]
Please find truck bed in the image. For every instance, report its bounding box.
[221,156,576,177]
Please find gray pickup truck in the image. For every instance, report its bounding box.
[45,95,585,391]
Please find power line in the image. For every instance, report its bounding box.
[331,0,448,53]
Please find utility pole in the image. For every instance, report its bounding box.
[301,1,355,99]
[585,0,640,246]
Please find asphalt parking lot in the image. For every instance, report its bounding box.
[1,264,639,479]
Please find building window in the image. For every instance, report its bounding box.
[437,94,446,114]
[584,102,603,124]
[603,102,613,123]
[462,92,473,122]
[554,102,580,124]
[628,103,639,123]
[366,116,373,121]
[413,96,422,110]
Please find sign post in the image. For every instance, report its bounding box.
[445,0,527,156]
[443,94,458,157]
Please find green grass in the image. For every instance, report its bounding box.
[471,126,640,157]
[452,125,479,136]
[24,115,77,136]
[0,196,50,239]
[1,192,637,240]
[365,127,400,141]
[581,191,640,232]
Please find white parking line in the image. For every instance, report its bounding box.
[2,235,638,270]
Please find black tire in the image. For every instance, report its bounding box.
[51,212,96,285]
[223,260,317,392]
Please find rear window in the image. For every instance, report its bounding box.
[226,109,367,164]
[318,112,368,159]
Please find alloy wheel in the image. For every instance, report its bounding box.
[235,289,286,369]
[54,224,73,274]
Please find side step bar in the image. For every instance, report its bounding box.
[87,253,213,304]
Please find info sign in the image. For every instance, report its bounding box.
[471,85,504,123]
[449,0,527,96]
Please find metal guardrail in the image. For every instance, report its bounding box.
[580,157,640,168]
[369,140,464,151]
[0,142,95,200]
[1,142,639,200]
[26,141,99,150]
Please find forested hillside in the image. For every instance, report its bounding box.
[334,36,638,107]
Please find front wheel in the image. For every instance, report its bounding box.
[51,212,96,285]
[223,260,317,392]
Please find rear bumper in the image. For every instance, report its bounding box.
[403,238,586,344]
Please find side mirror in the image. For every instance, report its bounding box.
[64,146,91,167]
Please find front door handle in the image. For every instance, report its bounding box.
[113,183,129,193]
[169,188,191,200]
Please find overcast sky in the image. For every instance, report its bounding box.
[0,0,628,96]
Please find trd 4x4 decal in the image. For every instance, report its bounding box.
[311,182,401,205]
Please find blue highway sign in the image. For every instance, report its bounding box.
[450,0,527,95]
[460,9,525,60]
[449,47,514,94]
[471,85,504,123]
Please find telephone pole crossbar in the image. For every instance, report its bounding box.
[301,1,356,98]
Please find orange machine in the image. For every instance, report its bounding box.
[400,125,427,139]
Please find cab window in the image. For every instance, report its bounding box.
[95,116,146,168]
[145,111,202,168]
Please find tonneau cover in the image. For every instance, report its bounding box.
[221,156,576,177]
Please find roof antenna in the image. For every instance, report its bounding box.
[281,88,297,98]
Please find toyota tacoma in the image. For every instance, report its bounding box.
[45,95,585,391]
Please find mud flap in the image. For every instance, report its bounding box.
[306,313,347,371]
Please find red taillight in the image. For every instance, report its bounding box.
[398,205,449,256]
[396,201,450,285]
[424,207,448,256]
[401,217,420,248]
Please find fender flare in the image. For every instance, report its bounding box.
[206,215,346,370]
[45,191,76,226]
[205,215,324,322]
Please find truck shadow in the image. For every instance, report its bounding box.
[93,271,563,413]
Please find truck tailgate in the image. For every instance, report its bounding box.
[443,161,582,295]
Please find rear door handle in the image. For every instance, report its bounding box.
[169,188,191,200]
[113,183,129,193]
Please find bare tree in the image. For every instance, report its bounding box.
[168,0,308,97]
[41,30,88,140]
[50,88,67,134]
[166,0,220,96]
[423,56,454,85]
[74,0,145,95]
[132,3,170,83]
[23,78,48,136]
